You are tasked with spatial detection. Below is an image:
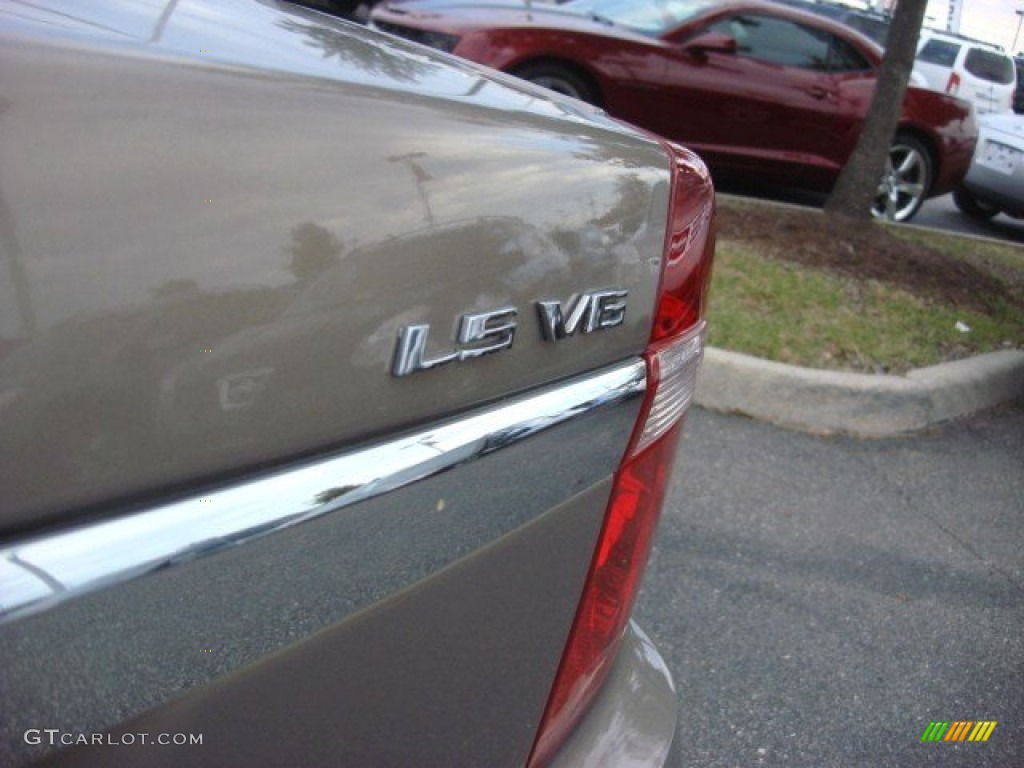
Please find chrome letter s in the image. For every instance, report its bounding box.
[392,307,518,377]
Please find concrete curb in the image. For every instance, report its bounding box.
[695,347,1024,437]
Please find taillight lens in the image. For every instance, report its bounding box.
[946,71,961,95]
[633,325,706,456]
[527,142,715,767]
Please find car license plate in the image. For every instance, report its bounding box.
[976,139,1021,175]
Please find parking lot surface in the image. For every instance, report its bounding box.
[913,193,1024,243]
[639,404,1023,767]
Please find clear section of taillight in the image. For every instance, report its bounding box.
[526,141,715,768]
[632,323,705,456]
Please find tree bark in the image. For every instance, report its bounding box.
[824,0,929,220]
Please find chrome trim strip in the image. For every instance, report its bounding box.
[0,359,646,622]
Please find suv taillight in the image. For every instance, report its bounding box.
[946,71,961,95]
[527,142,716,767]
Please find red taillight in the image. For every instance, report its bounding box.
[527,142,715,767]
[946,71,961,95]
[652,152,716,343]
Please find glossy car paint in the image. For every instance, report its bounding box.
[959,112,1024,217]
[0,0,716,766]
[0,0,671,528]
[371,0,977,196]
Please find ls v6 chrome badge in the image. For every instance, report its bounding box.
[391,289,628,377]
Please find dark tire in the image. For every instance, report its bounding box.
[511,62,599,106]
[952,186,1000,220]
[871,133,932,222]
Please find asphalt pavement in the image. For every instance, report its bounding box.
[638,404,1023,767]
[913,193,1024,243]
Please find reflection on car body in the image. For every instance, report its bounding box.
[0,0,716,766]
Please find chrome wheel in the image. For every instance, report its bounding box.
[871,136,931,222]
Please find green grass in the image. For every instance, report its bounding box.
[707,238,1024,374]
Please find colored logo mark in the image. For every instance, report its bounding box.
[921,721,997,742]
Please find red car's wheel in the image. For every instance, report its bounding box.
[871,134,932,222]
[512,62,599,106]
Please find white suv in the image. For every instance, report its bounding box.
[915,30,1016,115]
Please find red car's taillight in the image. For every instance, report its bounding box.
[527,143,715,767]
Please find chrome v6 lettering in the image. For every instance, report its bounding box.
[392,289,628,377]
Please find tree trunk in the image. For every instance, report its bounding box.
[824,0,929,220]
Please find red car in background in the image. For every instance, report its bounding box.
[371,0,977,221]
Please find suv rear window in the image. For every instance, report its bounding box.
[964,48,1015,84]
[918,39,960,67]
